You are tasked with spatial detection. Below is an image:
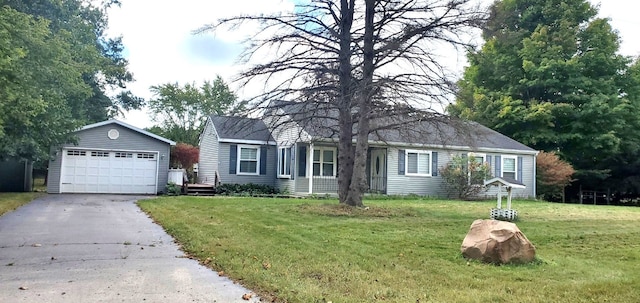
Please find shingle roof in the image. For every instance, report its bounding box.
[270,101,535,153]
[210,115,274,142]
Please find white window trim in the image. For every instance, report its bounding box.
[277,147,291,179]
[501,155,517,180]
[237,145,260,176]
[469,152,486,165]
[312,147,337,178]
[468,153,487,185]
[405,149,432,177]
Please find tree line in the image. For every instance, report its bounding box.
[0,0,141,162]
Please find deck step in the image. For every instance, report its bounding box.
[186,184,216,196]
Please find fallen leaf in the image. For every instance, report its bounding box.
[218,271,225,276]
[262,262,271,270]
[242,293,253,300]
[204,257,212,265]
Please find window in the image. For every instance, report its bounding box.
[66,150,86,156]
[469,153,487,185]
[406,150,431,176]
[312,147,336,177]
[502,156,517,180]
[137,153,155,159]
[115,152,133,158]
[91,151,109,157]
[238,145,259,175]
[278,147,291,178]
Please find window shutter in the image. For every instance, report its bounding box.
[461,153,468,171]
[260,146,268,175]
[487,155,493,176]
[289,147,294,180]
[495,155,501,177]
[398,150,405,175]
[229,144,237,174]
[365,149,371,179]
[431,152,438,176]
[298,146,307,177]
[517,156,523,181]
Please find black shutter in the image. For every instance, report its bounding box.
[432,152,438,176]
[398,149,405,175]
[298,146,307,177]
[487,155,493,176]
[495,155,501,177]
[461,153,468,171]
[517,156,523,181]
[260,146,268,175]
[289,145,297,180]
[229,144,237,174]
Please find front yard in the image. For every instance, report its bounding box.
[138,197,640,303]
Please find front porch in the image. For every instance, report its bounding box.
[293,145,388,195]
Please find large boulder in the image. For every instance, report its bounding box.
[461,219,536,264]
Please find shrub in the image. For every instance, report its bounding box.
[440,155,492,200]
[170,143,199,182]
[166,182,182,195]
[215,183,279,196]
[536,151,575,201]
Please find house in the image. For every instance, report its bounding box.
[198,102,538,198]
[47,119,176,194]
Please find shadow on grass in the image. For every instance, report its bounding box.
[297,203,421,218]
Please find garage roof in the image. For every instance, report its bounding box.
[79,119,176,145]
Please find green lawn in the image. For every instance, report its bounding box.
[0,192,44,216]
[138,197,640,303]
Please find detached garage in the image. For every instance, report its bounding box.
[47,120,176,194]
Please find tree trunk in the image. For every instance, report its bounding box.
[343,0,375,207]
[337,0,356,204]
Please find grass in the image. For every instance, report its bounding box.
[0,192,44,216]
[138,197,640,303]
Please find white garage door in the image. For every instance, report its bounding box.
[60,149,158,194]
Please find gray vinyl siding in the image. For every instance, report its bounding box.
[276,179,296,194]
[47,124,171,194]
[266,110,310,145]
[218,143,276,186]
[386,147,449,196]
[198,120,220,184]
[295,178,309,194]
[386,149,536,198]
[482,153,535,198]
[47,148,63,194]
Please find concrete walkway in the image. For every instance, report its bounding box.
[0,194,260,302]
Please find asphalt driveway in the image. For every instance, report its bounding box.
[0,194,260,302]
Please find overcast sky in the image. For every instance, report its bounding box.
[106,0,640,129]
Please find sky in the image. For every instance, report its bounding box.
[105,0,640,129]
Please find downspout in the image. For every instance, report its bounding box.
[308,143,314,195]
[533,152,538,199]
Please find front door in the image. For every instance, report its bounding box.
[370,149,386,193]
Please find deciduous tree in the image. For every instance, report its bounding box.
[0,0,139,161]
[448,0,640,196]
[536,151,575,201]
[200,0,486,206]
[148,76,242,145]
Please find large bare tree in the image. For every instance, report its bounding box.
[200,0,486,206]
